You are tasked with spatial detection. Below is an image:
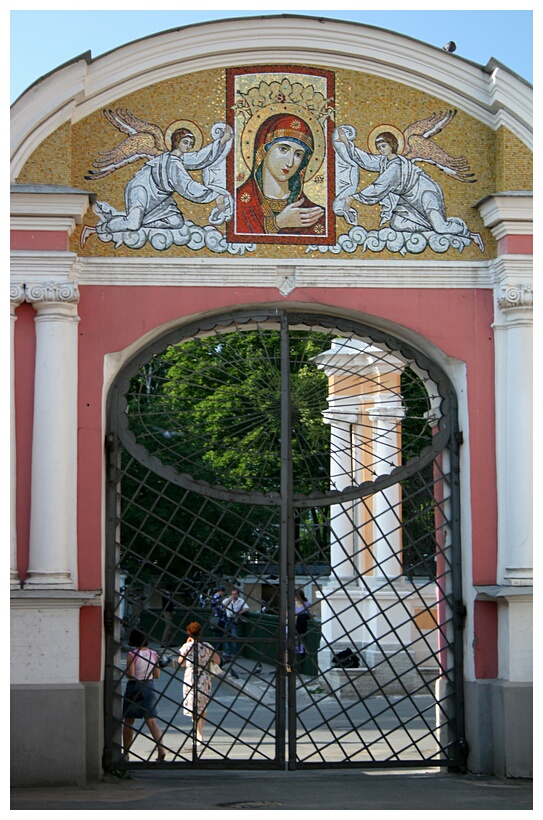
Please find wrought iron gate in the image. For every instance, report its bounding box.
[104,309,465,771]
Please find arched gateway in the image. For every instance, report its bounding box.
[11,15,532,785]
[104,308,464,769]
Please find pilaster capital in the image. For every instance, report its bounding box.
[490,254,533,326]
[496,283,533,313]
[366,403,406,423]
[312,339,405,378]
[323,410,359,426]
[25,280,80,307]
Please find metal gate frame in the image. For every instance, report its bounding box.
[103,308,466,772]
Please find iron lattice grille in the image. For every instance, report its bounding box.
[104,310,464,771]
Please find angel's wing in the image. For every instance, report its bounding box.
[402,110,476,182]
[85,109,168,180]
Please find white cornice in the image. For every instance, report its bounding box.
[11,190,93,223]
[11,16,532,181]
[477,193,533,239]
[12,253,530,292]
[491,254,533,287]
[68,255,497,289]
[10,589,102,609]
[10,250,80,282]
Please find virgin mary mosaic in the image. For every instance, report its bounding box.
[226,66,336,246]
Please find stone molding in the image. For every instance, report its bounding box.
[10,188,93,223]
[57,255,533,293]
[11,216,79,234]
[11,250,80,285]
[73,256,499,290]
[10,589,102,609]
[475,584,533,601]
[477,192,533,241]
[12,258,511,303]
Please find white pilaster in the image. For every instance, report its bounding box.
[323,409,358,578]
[25,281,80,589]
[492,284,533,586]
[10,284,25,589]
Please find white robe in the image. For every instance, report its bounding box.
[97,135,232,235]
[333,133,470,238]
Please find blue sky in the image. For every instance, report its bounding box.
[10,6,533,104]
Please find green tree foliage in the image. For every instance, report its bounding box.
[130,330,331,495]
[120,329,333,594]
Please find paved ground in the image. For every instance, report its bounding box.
[11,769,533,810]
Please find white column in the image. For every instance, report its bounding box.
[25,281,80,589]
[493,282,533,585]
[10,284,25,588]
[366,402,406,579]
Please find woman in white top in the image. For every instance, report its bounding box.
[122,628,166,762]
[178,621,221,744]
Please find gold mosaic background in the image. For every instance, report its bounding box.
[17,66,533,261]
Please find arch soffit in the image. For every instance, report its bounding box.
[11,16,533,179]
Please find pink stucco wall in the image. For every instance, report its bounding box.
[11,230,68,251]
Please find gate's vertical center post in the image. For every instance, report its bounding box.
[279,312,296,769]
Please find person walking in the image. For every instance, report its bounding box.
[294,589,312,657]
[178,622,221,745]
[122,628,166,762]
[221,588,249,662]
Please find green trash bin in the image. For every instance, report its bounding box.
[296,619,320,676]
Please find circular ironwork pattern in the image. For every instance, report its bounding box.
[110,310,455,506]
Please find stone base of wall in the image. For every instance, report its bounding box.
[11,683,103,787]
[464,679,533,778]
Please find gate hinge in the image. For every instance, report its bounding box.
[455,601,467,623]
[454,431,464,447]
[104,602,114,635]
[105,433,115,450]
[456,737,469,771]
